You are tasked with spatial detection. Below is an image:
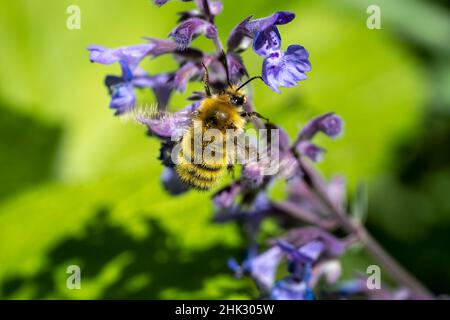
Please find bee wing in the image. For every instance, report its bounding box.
[132,104,195,139]
[233,135,297,178]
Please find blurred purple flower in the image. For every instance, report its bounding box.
[296,141,324,162]
[161,166,190,195]
[271,278,315,300]
[169,18,217,49]
[242,162,265,187]
[213,182,243,211]
[194,0,223,16]
[298,112,343,141]
[229,246,283,291]
[282,227,347,258]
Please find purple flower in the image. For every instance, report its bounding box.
[297,113,343,141]
[169,18,217,49]
[229,247,283,292]
[262,45,311,93]
[227,12,295,51]
[161,166,190,195]
[194,0,223,16]
[277,240,325,265]
[227,52,248,82]
[173,61,203,92]
[213,182,243,211]
[88,44,152,69]
[271,278,315,300]
[154,0,170,6]
[296,141,325,162]
[104,61,136,115]
[282,227,347,258]
[253,26,281,57]
[242,162,265,187]
[88,39,176,69]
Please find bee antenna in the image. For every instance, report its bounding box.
[219,50,233,88]
[201,61,212,96]
[237,76,264,91]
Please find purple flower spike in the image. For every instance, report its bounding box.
[253,26,281,57]
[262,45,311,93]
[296,141,325,162]
[169,18,217,50]
[298,113,343,141]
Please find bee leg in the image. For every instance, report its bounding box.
[241,111,270,123]
[201,61,211,97]
[227,164,235,179]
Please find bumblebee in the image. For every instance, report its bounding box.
[147,53,268,190]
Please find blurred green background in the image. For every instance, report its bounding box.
[0,0,449,299]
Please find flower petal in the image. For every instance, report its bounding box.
[153,0,169,6]
[107,82,135,115]
[227,52,248,82]
[227,12,294,52]
[242,162,264,187]
[227,16,253,51]
[213,182,243,210]
[247,11,295,36]
[262,45,311,93]
[132,72,174,109]
[283,227,346,257]
[296,141,325,162]
[169,18,217,49]
[173,61,203,91]
[88,44,153,70]
[249,247,284,291]
[161,166,190,195]
[104,61,136,115]
[297,113,343,141]
[271,279,314,300]
[253,26,281,57]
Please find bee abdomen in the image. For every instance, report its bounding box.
[176,163,225,191]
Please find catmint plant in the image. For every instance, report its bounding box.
[88,0,434,300]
